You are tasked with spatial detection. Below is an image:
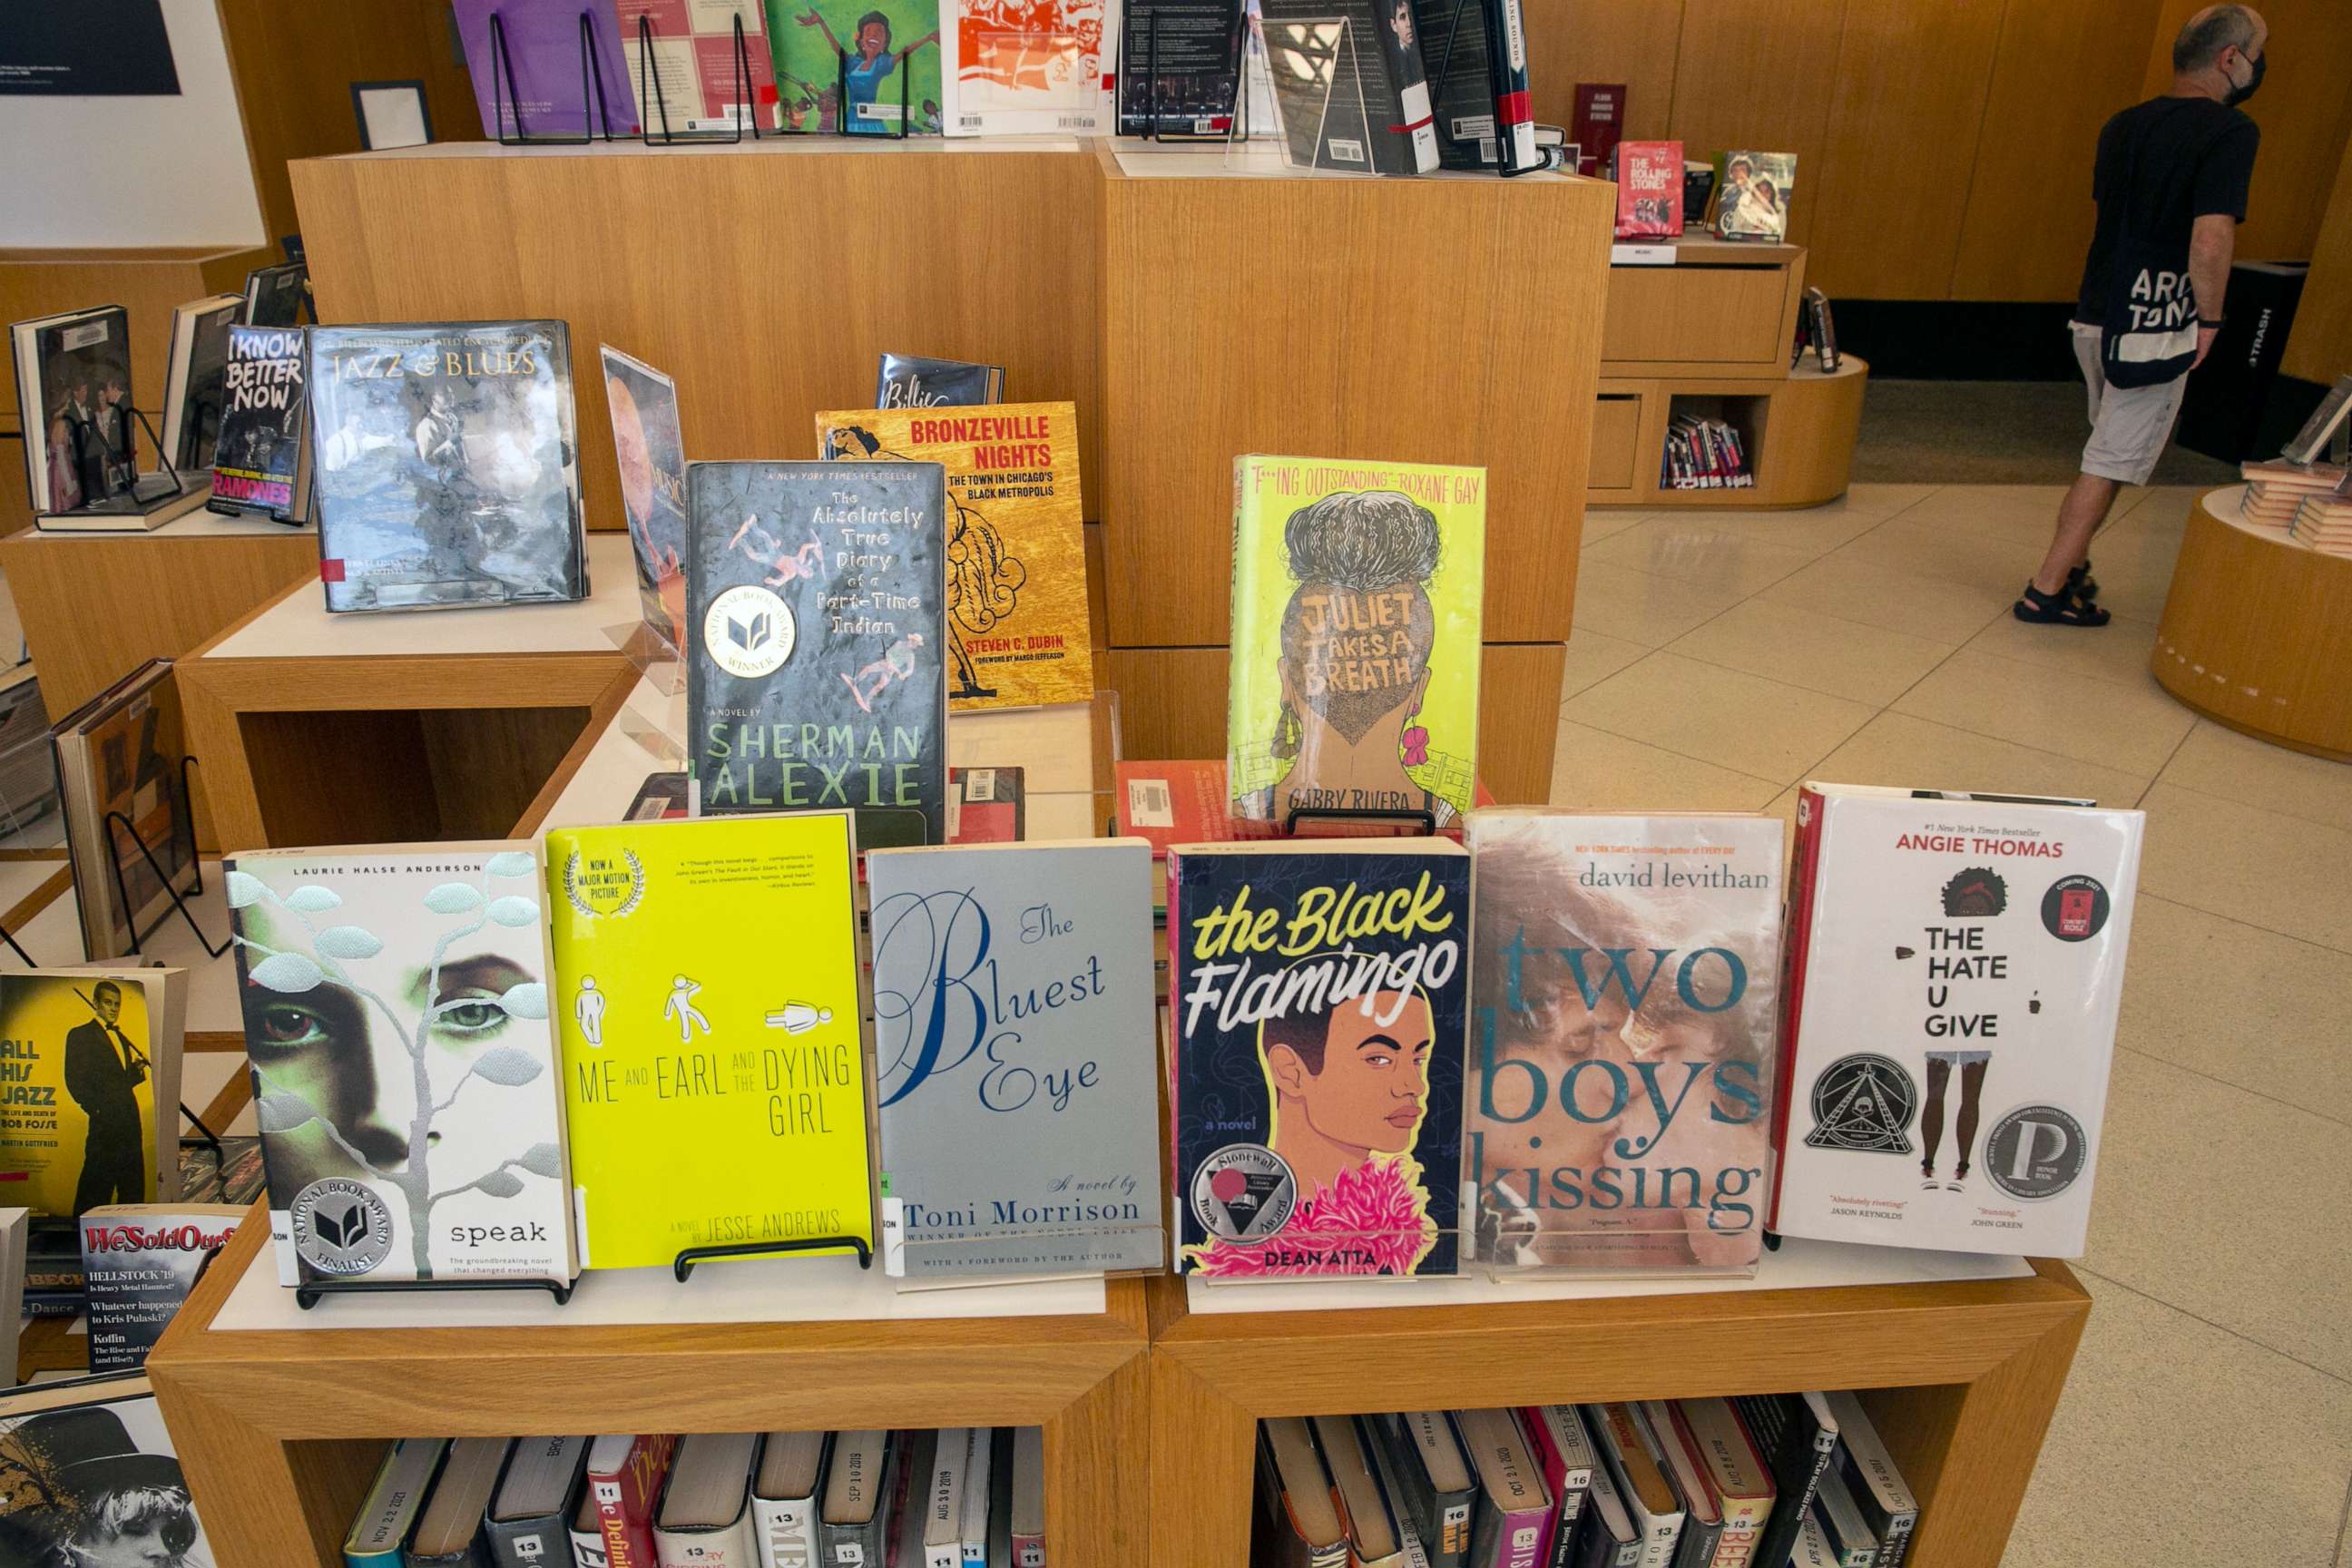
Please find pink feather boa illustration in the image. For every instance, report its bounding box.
[1191,1157,1437,1277]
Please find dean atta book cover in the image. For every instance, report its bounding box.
[687,459,950,848]
[816,402,1093,711]
[1229,456,1485,830]
[1464,810,1783,1273]
[1169,839,1469,1278]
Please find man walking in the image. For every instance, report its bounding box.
[2019,5,2267,627]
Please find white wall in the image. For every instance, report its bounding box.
[0,0,266,249]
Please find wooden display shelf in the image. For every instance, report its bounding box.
[1595,358,1870,509]
[1600,236,1808,380]
[2153,485,2352,760]
[146,1214,1152,1568]
[1149,1255,2090,1567]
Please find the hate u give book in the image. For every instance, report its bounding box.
[1168,838,1470,1278]
[544,812,875,1270]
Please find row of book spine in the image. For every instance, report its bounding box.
[1258,1392,1917,1568]
[1661,416,1754,491]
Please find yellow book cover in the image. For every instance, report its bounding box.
[814,401,1094,711]
[544,811,876,1270]
[0,969,187,1217]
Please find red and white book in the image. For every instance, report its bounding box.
[1613,141,1684,238]
[1769,782,2142,1257]
[1665,1400,1776,1568]
[1515,1406,1594,1563]
[588,1433,678,1568]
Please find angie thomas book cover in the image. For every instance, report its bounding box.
[1464,811,1783,1273]
[1170,840,1469,1278]
[866,839,1161,1279]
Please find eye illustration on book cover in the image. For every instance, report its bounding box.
[817,405,1093,710]
[1171,844,1468,1277]
[0,1386,212,1568]
[225,848,573,1286]
[769,0,943,132]
[601,345,689,652]
[308,321,587,612]
[1465,812,1782,1272]
[1229,457,1485,828]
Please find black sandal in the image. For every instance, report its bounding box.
[2067,559,2100,600]
[2014,583,2110,626]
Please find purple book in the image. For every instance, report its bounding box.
[454,0,641,139]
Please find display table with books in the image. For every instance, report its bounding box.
[2152,483,2352,759]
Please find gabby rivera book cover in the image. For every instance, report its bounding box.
[1229,456,1485,830]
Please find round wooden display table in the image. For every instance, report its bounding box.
[2151,485,2352,760]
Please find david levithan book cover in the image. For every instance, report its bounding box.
[686,459,949,849]
[1169,838,1469,1278]
[544,811,877,1272]
[306,320,589,612]
[224,844,576,1288]
[1229,456,1485,831]
[816,402,1093,710]
[866,838,1162,1279]
[1463,810,1784,1273]
[1769,783,2144,1259]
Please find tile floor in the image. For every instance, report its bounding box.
[1555,481,2352,1568]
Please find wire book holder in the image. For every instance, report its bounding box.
[673,1233,873,1281]
[835,44,914,138]
[54,408,184,521]
[297,1276,574,1310]
[634,12,768,144]
[103,757,220,961]
[1282,804,1438,837]
[488,9,623,145]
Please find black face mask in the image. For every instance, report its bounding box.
[2225,48,2266,107]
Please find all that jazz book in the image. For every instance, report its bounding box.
[1230,456,1485,830]
[687,460,949,850]
[816,402,1094,710]
[1463,810,1784,1273]
[866,839,1162,1279]
[544,811,876,1271]
[1169,839,1469,1278]
[1769,783,2143,1258]
[225,844,575,1288]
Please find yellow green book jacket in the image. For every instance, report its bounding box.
[544,811,876,1270]
[814,401,1095,711]
[1228,455,1487,828]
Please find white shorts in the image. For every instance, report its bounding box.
[2071,321,2187,486]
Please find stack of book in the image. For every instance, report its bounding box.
[1256,1396,1919,1568]
[1663,415,1755,490]
[342,1426,1045,1568]
[2288,485,2352,556]
[2240,458,2343,534]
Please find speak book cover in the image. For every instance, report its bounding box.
[867,839,1161,1279]
[225,845,575,1288]
[545,811,877,1271]
[816,402,1093,710]
[1769,784,2142,1258]
[1169,840,1469,1278]
[1229,456,1485,830]
[685,459,950,849]
[1464,810,1783,1273]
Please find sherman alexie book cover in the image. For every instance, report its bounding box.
[1464,810,1783,1273]
[1769,784,2142,1258]
[225,844,576,1288]
[866,838,1161,1279]
[687,460,950,849]
[307,320,589,612]
[1169,838,1469,1278]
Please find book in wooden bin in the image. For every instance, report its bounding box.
[407,1436,514,1566]
[816,402,1093,711]
[654,1432,761,1567]
[1463,810,1783,1275]
[0,1374,218,1566]
[544,811,875,1271]
[0,968,187,1220]
[818,1429,897,1567]
[345,1436,449,1567]
[1229,456,1485,832]
[1585,1404,1681,1568]
[225,842,574,1289]
[1515,1404,1594,1563]
[1169,838,1469,1279]
[1452,1406,1551,1568]
[751,1429,829,1567]
[1256,1416,1346,1568]
[1663,1398,1776,1568]
[486,1434,593,1568]
[590,1432,678,1568]
[1372,1411,1475,1568]
[1769,782,2141,1258]
[867,838,1162,1280]
[1822,1392,1917,1568]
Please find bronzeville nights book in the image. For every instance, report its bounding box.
[1463,810,1784,1273]
[686,459,949,849]
[866,838,1161,1279]
[1168,838,1469,1278]
[1769,783,2142,1259]
[1229,456,1485,831]
[815,402,1094,710]
[544,810,876,1271]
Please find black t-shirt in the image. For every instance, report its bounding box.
[2074,96,2259,323]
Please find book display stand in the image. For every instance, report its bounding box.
[103,755,221,960]
[1232,16,1377,176]
[672,1235,872,1281]
[632,12,766,145]
[294,1275,574,1312]
[486,11,624,146]
[835,45,913,139]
